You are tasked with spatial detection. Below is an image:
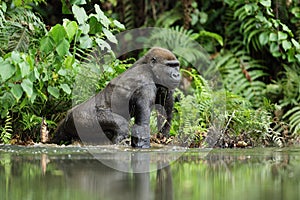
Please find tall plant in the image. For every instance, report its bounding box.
[0,4,125,143]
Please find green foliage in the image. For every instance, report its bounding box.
[279,65,300,134]
[230,0,300,62]
[172,69,211,143]
[0,112,12,144]
[0,4,125,142]
[216,50,269,107]
[224,93,274,139]
[0,8,46,55]
[147,26,210,69]
[2,0,45,8]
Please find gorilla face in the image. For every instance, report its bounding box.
[152,58,181,89]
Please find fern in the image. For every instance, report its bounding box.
[123,0,135,29]
[0,112,12,144]
[155,2,183,28]
[216,50,269,107]
[277,64,300,135]
[0,8,46,55]
[172,70,212,143]
[147,26,210,70]
[283,106,300,134]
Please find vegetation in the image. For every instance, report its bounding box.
[0,0,299,147]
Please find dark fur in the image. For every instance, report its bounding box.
[52,47,180,148]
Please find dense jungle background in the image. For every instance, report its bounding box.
[0,0,300,147]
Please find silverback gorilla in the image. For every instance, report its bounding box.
[52,47,181,148]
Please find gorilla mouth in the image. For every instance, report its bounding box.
[167,81,180,89]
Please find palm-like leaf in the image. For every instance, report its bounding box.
[0,8,46,55]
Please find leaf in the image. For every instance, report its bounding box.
[34,67,40,80]
[63,56,75,69]
[0,62,16,82]
[56,38,70,57]
[295,54,300,63]
[113,20,125,30]
[65,21,78,41]
[40,36,55,54]
[95,38,111,51]
[47,86,60,98]
[259,32,268,46]
[11,84,23,101]
[94,4,110,28]
[21,78,33,98]
[270,43,280,57]
[259,0,271,7]
[79,35,93,49]
[282,40,292,51]
[80,23,90,34]
[71,0,87,5]
[269,32,277,41]
[198,30,223,46]
[292,38,300,49]
[49,24,67,44]
[72,5,88,25]
[11,51,21,63]
[19,61,30,78]
[278,31,288,40]
[89,16,102,34]
[103,28,117,44]
[60,84,71,94]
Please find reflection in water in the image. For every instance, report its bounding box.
[1,146,300,200]
[155,164,173,200]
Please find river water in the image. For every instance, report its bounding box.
[0,144,300,200]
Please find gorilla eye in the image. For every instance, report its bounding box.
[151,57,157,63]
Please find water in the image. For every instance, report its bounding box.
[1,144,300,200]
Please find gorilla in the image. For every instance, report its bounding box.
[52,47,181,148]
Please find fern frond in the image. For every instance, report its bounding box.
[123,0,135,29]
[0,112,12,144]
[283,105,300,134]
[216,50,268,106]
[0,8,46,54]
[147,26,210,70]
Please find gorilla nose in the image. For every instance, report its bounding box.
[172,72,181,80]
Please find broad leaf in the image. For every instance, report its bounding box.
[80,35,93,49]
[56,39,70,57]
[49,25,67,44]
[282,40,292,51]
[0,62,16,82]
[113,20,125,30]
[95,4,110,28]
[65,21,78,41]
[11,84,23,101]
[40,36,55,54]
[259,0,271,7]
[278,31,288,40]
[48,86,60,98]
[19,61,30,78]
[103,28,117,44]
[60,84,71,94]
[21,78,33,98]
[259,32,268,46]
[72,5,88,25]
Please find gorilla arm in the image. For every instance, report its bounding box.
[130,85,156,148]
[155,87,174,137]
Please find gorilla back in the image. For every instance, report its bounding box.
[52,47,181,148]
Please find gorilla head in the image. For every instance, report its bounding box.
[53,47,181,148]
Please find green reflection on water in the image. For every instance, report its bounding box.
[0,145,300,200]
